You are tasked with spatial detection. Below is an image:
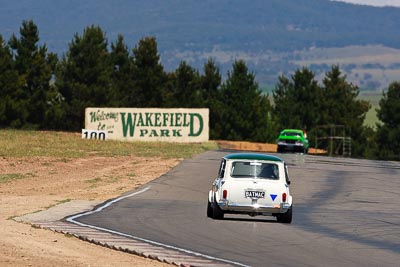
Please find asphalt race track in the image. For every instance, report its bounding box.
[76,150,400,267]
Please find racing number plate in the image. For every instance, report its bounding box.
[245,190,265,199]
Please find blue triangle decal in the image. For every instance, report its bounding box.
[270,194,277,201]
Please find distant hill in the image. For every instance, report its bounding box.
[1,0,400,90]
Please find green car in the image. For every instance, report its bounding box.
[277,129,309,154]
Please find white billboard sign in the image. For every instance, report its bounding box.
[85,108,209,142]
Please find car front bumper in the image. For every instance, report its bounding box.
[278,143,306,152]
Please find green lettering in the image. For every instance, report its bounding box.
[170,113,174,126]
[163,113,169,127]
[155,113,162,127]
[140,129,148,136]
[121,112,136,137]
[175,113,182,126]
[137,113,145,126]
[145,113,153,126]
[160,129,170,137]
[149,129,159,137]
[183,113,190,127]
[97,122,105,130]
[90,112,97,123]
[189,113,203,137]
[173,129,182,137]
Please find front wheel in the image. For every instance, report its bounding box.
[277,206,292,224]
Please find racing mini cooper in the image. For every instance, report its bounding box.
[207,153,293,223]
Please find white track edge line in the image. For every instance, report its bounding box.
[66,186,249,267]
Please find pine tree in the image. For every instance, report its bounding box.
[272,75,297,129]
[321,65,370,157]
[200,59,223,139]
[8,20,59,129]
[220,60,272,142]
[272,67,322,132]
[132,37,166,107]
[0,35,25,127]
[375,82,400,160]
[166,61,202,108]
[109,35,135,107]
[56,25,112,130]
[201,59,221,101]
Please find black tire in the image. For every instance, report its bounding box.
[212,199,224,220]
[277,206,292,224]
[207,200,213,218]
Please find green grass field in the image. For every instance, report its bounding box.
[0,130,218,159]
[292,45,400,92]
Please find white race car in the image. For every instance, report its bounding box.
[207,153,293,223]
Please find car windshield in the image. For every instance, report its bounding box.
[282,132,302,138]
[230,161,279,180]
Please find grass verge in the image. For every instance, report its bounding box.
[0,130,218,159]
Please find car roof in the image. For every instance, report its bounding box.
[280,129,303,134]
[223,153,283,162]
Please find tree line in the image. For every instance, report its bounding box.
[1,20,399,160]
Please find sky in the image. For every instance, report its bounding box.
[332,0,400,7]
